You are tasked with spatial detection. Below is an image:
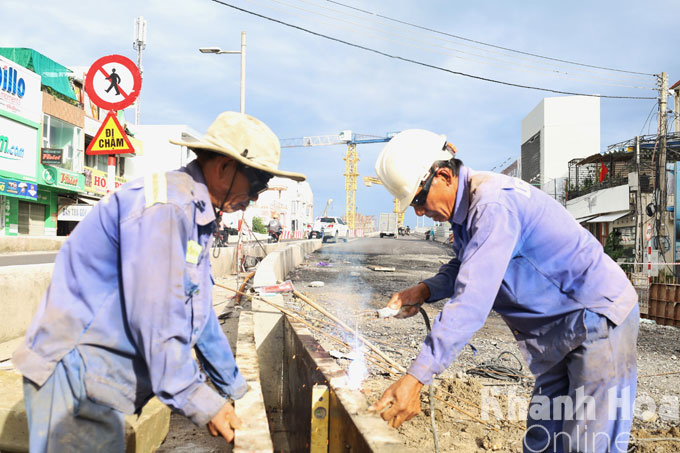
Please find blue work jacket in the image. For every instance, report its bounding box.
[13,161,247,426]
[408,166,637,385]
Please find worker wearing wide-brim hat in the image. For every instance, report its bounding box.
[369,129,638,453]
[14,112,305,450]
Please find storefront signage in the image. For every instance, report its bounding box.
[0,55,42,124]
[40,166,85,192]
[58,204,93,222]
[41,147,63,164]
[0,116,38,178]
[84,166,126,195]
[0,175,37,200]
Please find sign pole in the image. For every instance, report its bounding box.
[107,156,116,194]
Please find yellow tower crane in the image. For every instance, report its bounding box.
[280,131,396,230]
[362,176,405,226]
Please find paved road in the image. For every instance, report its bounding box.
[0,252,59,267]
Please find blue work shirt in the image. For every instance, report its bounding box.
[408,166,637,385]
[13,160,247,426]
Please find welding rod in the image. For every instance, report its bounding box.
[215,283,404,374]
[291,289,407,374]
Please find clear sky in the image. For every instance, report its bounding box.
[2,0,677,227]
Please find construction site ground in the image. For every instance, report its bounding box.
[283,235,680,452]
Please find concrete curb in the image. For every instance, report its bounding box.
[0,237,66,253]
[234,311,273,453]
[0,264,53,345]
[234,239,322,452]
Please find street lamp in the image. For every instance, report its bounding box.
[199,31,246,114]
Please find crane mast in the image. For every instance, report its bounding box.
[280,131,396,230]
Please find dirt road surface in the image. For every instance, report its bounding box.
[284,235,680,452]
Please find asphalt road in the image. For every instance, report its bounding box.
[0,252,59,267]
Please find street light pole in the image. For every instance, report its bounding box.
[199,31,246,114]
[239,31,246,115]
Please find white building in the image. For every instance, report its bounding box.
[521,96,600,202]
[126,125,201,177]
[242,177,314,233]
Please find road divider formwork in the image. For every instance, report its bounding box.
[242,238,415,452]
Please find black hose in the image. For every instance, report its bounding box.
[419,307,440,453]
[466,350,524,382]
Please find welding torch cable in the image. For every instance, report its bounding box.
[418,307,440,453]
[413,309,512,432]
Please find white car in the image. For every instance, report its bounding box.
[311,216,349,243]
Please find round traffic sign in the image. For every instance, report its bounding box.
[85,55,142,111]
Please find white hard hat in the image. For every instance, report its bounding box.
[375,129,453,213]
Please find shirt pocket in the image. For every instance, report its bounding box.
[184,264,201,297]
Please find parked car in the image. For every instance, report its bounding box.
[310,216,349,242]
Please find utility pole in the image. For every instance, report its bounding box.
[656,72,668,260]
[133,16,147,125]
[635,136,643,266]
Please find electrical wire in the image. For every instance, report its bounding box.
[255,0,655,89]
[209,0,657,100]
[325,0,656,77]
[640,101,659,136]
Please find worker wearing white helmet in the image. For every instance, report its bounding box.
[370,129,639,453]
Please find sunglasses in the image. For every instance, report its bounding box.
[239,164,273,198]
[411,168,436,207]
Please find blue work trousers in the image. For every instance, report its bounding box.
[23,348,125,453]
[524,305,639,453]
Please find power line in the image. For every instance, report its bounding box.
[255,0,654,90]
[209,0,657,100]
[325,0,656,78]
[292,0,652,85]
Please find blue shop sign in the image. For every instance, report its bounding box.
[0,176,37,200]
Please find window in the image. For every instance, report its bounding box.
[43,115,84,172]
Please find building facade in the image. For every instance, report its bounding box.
[521,96,600,203]
[0,48,140,236]
[0,53,44,235]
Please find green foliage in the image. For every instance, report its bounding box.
[604,231,624,262]
[252,216,267,234]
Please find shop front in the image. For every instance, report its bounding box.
[38,165,85,236]
[0,54,42,236]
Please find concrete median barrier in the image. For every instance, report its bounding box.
[0,237,67,253]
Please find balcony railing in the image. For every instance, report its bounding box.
[566,175,629,200]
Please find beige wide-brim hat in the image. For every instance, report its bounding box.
[170,111,306,182]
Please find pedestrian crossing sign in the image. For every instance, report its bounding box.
[86,111,135,155]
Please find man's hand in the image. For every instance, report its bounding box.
[386,283,430,318]
[207,402,243,443]
[369,374,424,428]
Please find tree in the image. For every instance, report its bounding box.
[252,216,267,234]
[604,230,624,262]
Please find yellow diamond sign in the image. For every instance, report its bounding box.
[86,111,135,155]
